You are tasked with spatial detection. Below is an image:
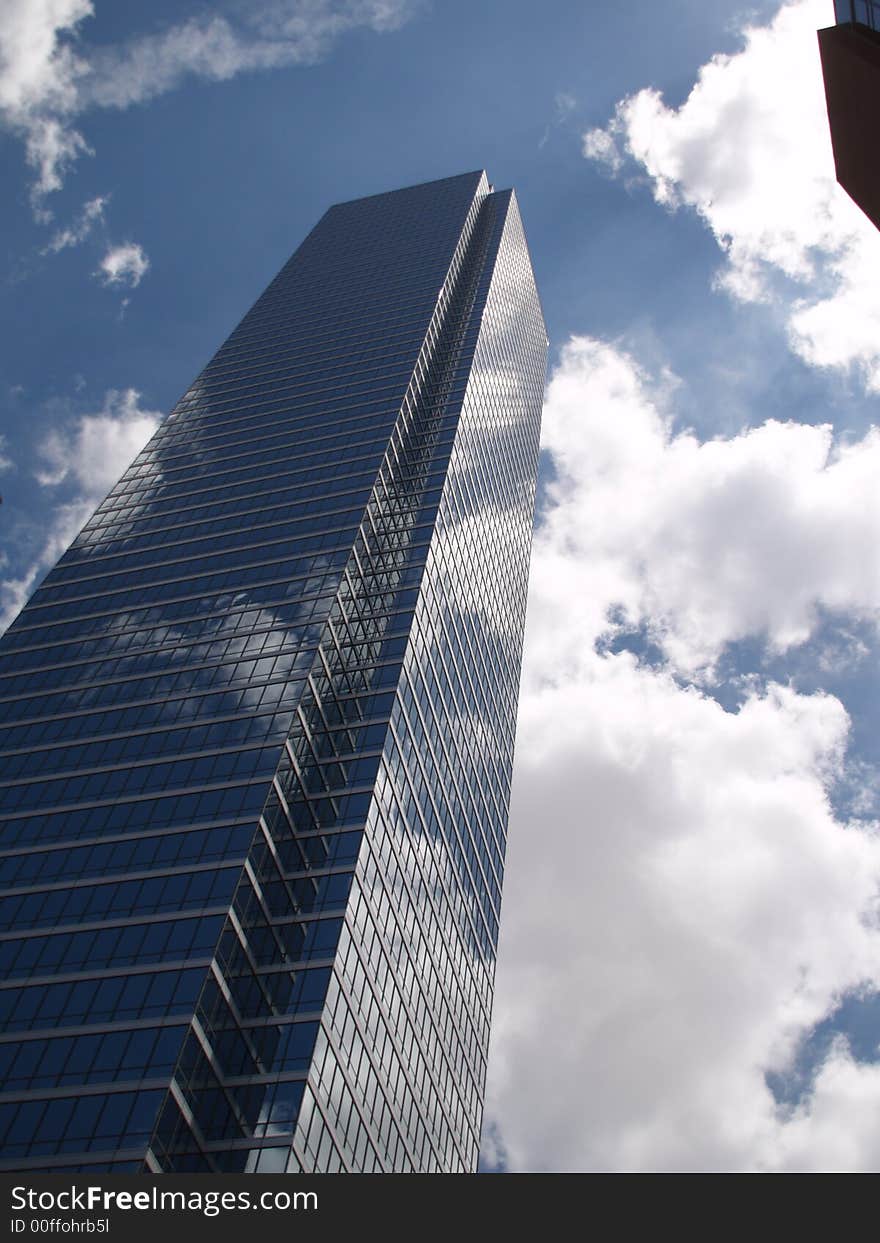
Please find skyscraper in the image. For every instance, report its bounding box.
[819,1,880,231]
[0,171,546,1174]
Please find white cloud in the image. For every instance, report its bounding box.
[0,0,419,207]
[0,0,93,206]
[489,659,880,1171]
[483,337,880,1171]
[582,0,880,389]
[769,1043,880,1171]
[0,0,89,117]
[534,337,880,678]
[43,191,106,252]
[81,1,419,108]
[96,241,149,288]
[0,495,98,634]
[581,124,622,173]
[80,14,300,110]
[36,386,161,493]
[1,388,162,632]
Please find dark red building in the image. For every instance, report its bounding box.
[819,2,880,230]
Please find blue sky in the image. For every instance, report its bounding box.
[3,0,880,1171]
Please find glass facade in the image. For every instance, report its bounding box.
[0,171,546,1174]
[834,0,880,31]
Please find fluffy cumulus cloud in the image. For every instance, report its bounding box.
[0,0,93,205]
[534,338,880,678]
[0,0,420,207]
[95,240,149,288]
[582,0,880,388]
[0,388,162,631]
[483,337,880,1172]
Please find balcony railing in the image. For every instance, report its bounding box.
[835,0,880,31]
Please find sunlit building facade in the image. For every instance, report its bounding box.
[0,171,546,1173]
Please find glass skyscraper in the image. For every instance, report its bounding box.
[0,171,546,1174]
